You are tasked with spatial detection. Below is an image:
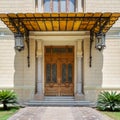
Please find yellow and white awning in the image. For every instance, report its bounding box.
[0,12,120,33]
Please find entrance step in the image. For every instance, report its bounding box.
[25,96,95,107]
[44,96,75,101]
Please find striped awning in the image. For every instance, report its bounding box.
[0,12,120,34]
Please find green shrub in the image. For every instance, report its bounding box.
[97,91,120,111]
[0,90,18,110]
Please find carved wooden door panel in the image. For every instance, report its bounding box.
[59,58,74,96]
[45,58,59,96]
[45,46,74,96]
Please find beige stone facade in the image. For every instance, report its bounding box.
[0,0,120,103]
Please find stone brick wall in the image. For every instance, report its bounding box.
[85,0,120,12]
[0,0,35,13]
[85,0,120,27]
[0,0,35,30]
[13,39,36,102]
[0,0,36,101]
[0,36,15,88]
[83,37,120,102]
[23,39,36,101]
[82,0,120,101]
[103,38,120,88]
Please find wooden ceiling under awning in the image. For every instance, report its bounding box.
[0,13,120,34]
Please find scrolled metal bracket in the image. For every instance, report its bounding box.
[25,31,30,67]
[8,17,30,67]
[89,30,94,67]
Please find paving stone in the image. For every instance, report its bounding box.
[8,107,113,120]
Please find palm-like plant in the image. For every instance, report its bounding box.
[0,90,18,110]
[97,91,120,111]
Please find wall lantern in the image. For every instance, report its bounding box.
[95,32,106,51]
[14,32,24,51]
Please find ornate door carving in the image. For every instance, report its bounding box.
[45,46,74,96]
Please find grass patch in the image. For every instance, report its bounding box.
[0,106,19,120]
[102,111,120,120]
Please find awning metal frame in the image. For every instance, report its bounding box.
[0,13,120,68]
[0,13,119,33]
[7,16,111,33]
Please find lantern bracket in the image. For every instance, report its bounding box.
[91,16,111,33]
[25,31,30,67]
[8,17,28,34]
[89,30,94,67]
[9,17,30,67]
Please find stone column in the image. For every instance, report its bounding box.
[35,40,44,100]
[77,55,82,94]
[37,55,43,93]
[75,40,84,100]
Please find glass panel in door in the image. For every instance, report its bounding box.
[62,64,67,83]
[46,63,57,83]
[52,64,57,83]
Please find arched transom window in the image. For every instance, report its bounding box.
[44,0,76,12]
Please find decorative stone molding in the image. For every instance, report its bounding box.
[36,40,43,58]
[76,39,83,57]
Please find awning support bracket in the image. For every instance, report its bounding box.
[89,17,110,67]
[99,17,111,33]
[91,17,110,33]
[9,17,30,67]
[25,31,30,67]
[89,30,94,67]
[9,18,21,32]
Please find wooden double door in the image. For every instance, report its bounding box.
[45,46,74,96]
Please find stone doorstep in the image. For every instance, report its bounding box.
[24,96,96,107]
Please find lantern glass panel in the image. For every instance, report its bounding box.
[15,33,24,51]
[95,32,105,51]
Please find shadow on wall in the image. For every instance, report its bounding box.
[14,50,24,103]
[84,39,104,102]
[14,40,36,103]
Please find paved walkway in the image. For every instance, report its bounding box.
[8,107,113,120]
